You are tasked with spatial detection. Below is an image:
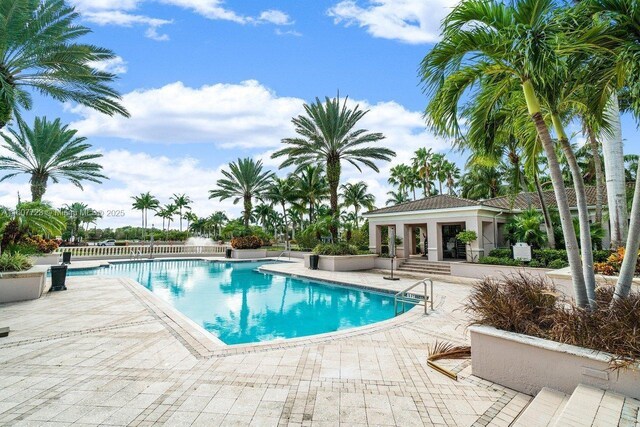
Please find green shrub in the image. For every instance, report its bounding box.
[488,248,511,258]
[548,259,569,269]
[230,235,263,249]
[532,249,567,266]
[528,259,543,268]
[479,256,522,266]
[0,252,33,272]
[295,231,320,251]
[313,242,358,256]
[593,250,614,263]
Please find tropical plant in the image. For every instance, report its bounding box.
[0,252,32,272]
[162,204,178,238]
[62,202,94,239]
[272,95,394,239]
[0,201,66,250]
[131,192,159,239]
[456,230,478,262]
[293,165,328,223]
[0,117,107,201]
[459,166,504,200]
[209,158,274,227]
[385,190,410,206]
[341,181,375,227]
[0,0,129,128]
[420,0,603,307]
[265,177,299,247]
[388,164,419,200]
[206,211,228,238]
[171,194,192,232]
[506,209,547,249]
[413,147,435,196]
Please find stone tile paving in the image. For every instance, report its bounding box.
[0,261,532,426]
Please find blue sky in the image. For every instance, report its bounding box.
[1,0,638,228]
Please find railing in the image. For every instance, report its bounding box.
[55,244,230,258]
[276,250,290,262]
[394,278,434,316]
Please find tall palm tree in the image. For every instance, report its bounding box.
[171,194,192,232]
[207,211,228,238]
[0,0,129,128]
[413,148,434,197]
[459,166,504,200]
[209,158,274,227]
[386,190,410,206]
[62,202,89,239]
[293,165,328,223]
[388,164,419,200]
[183,211,198,234]
[341,181,375,227]
[420,0,602,307]
[441,161,461,195]
[162,204,178,239]
[254,203,277,232]
[131,192,159,240]
[0,117,107,201]
[272,95,394,239]
[265,177,299,247]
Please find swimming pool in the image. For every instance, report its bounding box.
[68,260,405,345]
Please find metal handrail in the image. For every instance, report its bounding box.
[276,250,290,262]
[394,278,434,316]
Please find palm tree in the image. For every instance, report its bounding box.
[413,148,434,197]
[1,201,66,250]
[272,95,394,239]
[62,202,89,239]
[0,0,129,128]
[420,0,599,307]
[388,164,419,200]
[386,190,410,206]
[441,161,461,195]
[459,166,504,200]
[209,158,274,227]
[341,181,375,227]
[171,194,192,232]
[265,177,299,247]
[0,117,107,201]
[162,204,178,240]
[254,203,277,232]
[293,165,328,223]
[131,192,159,239]
[183,211,198,234]
[431,153,447,194]
[207,211,228,238]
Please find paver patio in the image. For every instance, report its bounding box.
[0,259,531,426]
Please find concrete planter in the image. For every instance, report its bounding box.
[232,248,268,259]
[547,268,640,297]
[0,266,49,304]
[450,263,551,280]
[470,325,640,399]
[31,253,60,266]
[374,257,395,270]
[303,254,378,271]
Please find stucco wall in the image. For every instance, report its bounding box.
[232,249,268,259]
[303,254,378,271]
[470,325,640,399]
[450,263,551,280]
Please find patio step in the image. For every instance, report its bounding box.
[552,384,629,427]
[398,260,451,275]
[512,387,568,427]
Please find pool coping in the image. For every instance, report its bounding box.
[67,258,427,358]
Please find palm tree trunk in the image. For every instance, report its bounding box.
[243,195,252,227]
[522,80,588,307]
[534,172,556,249]
[179,208,183,232]
[281,202,288,249]
[613,160,640,300]
[354,206,359,228]
[587,125,604,226]
[30,175,47,202]
[327,159,341,240]
[553,115,597,307]
[309,201,314,223]
[600,92,628,248]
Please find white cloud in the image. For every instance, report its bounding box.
[88,56,128,74]
[328,0,458,44]
[81,10,172,40]
[275,28,302,37]
[258,10,293,26]
[71,0,296,41]
[6,80,449,223]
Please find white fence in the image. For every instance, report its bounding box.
[55,244,229,258]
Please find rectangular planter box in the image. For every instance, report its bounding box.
[31,253,61,266]
[0,266,49,304]
[470,325,640,399]
[303,254,378,271]
[232,248,268,259]
[547,269,640,297]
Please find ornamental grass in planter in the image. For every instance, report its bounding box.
[0,252,33,272]
[466,273,640,369]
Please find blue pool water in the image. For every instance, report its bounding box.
[68,260,403,345]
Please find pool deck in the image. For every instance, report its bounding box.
[0,259,531,426]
